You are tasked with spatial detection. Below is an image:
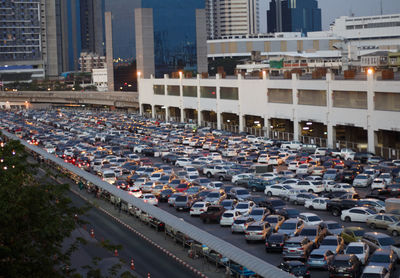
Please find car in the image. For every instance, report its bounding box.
[297,225,327,247]
[200,205,225,223]
[231,215,255,233]
[298,212,323,226]
[264,214,285,232]
[265,233,288,253]
[158,189,175,202]
[371,178,387,190]
[229,187,251,201]
[233,201,256,215]
[276,207,300,219]
[366,249,397,274]
[264,197,286,213]
[361,265,391,278]
[328,254,362,278]
[277,218,304,237]
[204,191,226,205]
[358,199,386,213]
[318,235,345,254]
[141,193,158,206]
[190,201,210,216]
[387,221,400,237]
[330,183,356,193]
[344,242,370,264]
[220,199,238,210]
[291,193,318,206]
[304,197,329,210]
[174,194,195,211]
[366,214,400,229]
[353,174,373,187]
[307,249,335,269]
[321,221,343,235]
[232,173,253,184]
[282,236,314,260]
[248,207,269,222]
[277,260,311,278]
[362,232,395,252]
[244,221,272,242]
[323,169,341,181]
[340,227,366,244]
[168,193,183,206]
[175,158,192,167]
[220,210,241,227]
[341,207,377,223]
[264,184,293,197]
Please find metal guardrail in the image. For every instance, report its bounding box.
[1,129,291,278]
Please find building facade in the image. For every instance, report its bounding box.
[206,0,260,39]
[79,52,106,72]
[138,72,400,154]
[267,0,321,34]
[79,0,105,56]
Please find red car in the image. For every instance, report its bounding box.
[175,183,191,192]
[140,157,153,166]
[298,157,311,164]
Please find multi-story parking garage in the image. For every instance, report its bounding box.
[138,71,400,158]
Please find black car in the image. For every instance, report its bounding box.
[342,170,355,183]
[247,195,269,208]
[277,260,310,278]
[266,233,288,253]
[265,198,286,213]
[159,189,175,202]
[354,152,374,164]
[276,207,300,219]
[328,254,361,278]
[162,154,178,164]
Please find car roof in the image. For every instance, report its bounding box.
[364,232,391,238]
[372,249,391,255]
[311,248,332,255]
[286,236,306,242]
[334,254,353,260]
[362,266,387,274]
[285,260,304,266]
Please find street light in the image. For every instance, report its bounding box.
[137,71,141,78]
[367,68,374,75]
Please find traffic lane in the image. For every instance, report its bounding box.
[67,191,196,278]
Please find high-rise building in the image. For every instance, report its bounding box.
[206,0,260,39]
[267,0,321,34]
[79,0,105,55]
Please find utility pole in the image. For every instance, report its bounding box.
[380,0,383,15]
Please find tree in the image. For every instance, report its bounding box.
[0,138,85,277]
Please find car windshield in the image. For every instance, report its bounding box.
[361,274,384,278]
[251,210,264,215]
[193,203,204,208]
[346,246,363,254]
[223,213,234,218]
[237,190,248,195]
[308,216,321,222]
[378,237,395,246]
[175,196,187,201]
[208,192,220,198]
[332,260,350,267]
[327,223,341,229]
[353,230,365,236]
[247,226,262,231]
[300,229,317,236]
[321,239,338,246]
[357,176,367,179]
[266,217,277,223]
[236,204,249,209]
[291,265,307,272]
[104,173,115,178]
[280,223,296,229]
[234,219,246,224]
[370,254,390,263]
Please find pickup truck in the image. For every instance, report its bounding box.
[203,165,228,178]
[200,205,225,223]
[330,148,356,160]
[326,199,359,217]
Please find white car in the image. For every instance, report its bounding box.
[232,173,253,184]
[361,266,390,278]
[127,186,142,198]
[323,180,337,192]
[257,155,269,163]
[233,201,256,215]
[268,156,282,166]
[344,242,370,264]
[141,194,158,206]
[352,174,372,188]
[288,161,300,171]
[371,178,386,190]
[260,172,279,180]
[285,189,307,201]
[208,181,224,190]
[298,212,323,225]
[220,210,241,226]
[175,158,192,167]
[184,166,199,176]
[190,201,209,216]
[102,170,116,184]
[149,172,163,181]
[294,180,325,193]
[296,164,313,175]
[304,197,329,210]
[264,184,293,197]
[340,207,377,223]
[379,173,392,185]
[330,183,356,193]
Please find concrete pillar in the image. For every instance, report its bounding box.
[195,9,208,74]
[139,103,143,115]
[105,12,114,91]
[151,105,155,118]
[367,71,376,153]
[180,108,185,123]
[327,123,336,148]
[292,73,299,141]
[264,117,270,137]
[239,114,244,132]
[197,74,202,125]
[165,107,169,122]
[217,113,222,130]
[197,110,202,125]
[293,118,300,141]
[135,8,155,78]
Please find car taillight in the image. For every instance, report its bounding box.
[257,232,263,235]
[265,243,269,247]
[190,209,193,211]
[200,209,204,211]
[298,247,304,250]
[280,243,284,246]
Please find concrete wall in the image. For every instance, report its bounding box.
[135,8,155,78]
[105,12,115,91]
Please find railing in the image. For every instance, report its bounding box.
[268,130,294,141]
[375,146,400,160]
[221,124,239,133]
[300,135,327,147]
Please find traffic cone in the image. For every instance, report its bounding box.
[90,229,95,238]
[130,259,135,270]
[147,273,150,278]
[114,249,118,257]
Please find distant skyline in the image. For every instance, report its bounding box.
[316,0,400,29]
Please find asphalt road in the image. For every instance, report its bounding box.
[66,190,197,278]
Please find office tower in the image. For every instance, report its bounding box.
[80,0,105,55]
[206,0,260,39]
[105,12,114,91]
[267,0,321,34]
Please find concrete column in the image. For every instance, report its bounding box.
[180,108,185,123]
[139,103,143,115]
[292,73,299,141]
[217,113,222,130]
[135,8,155,78]
[239,114,244,132]
[264,117,270,137]
[327,123,336,148]
[197,74,202,125]
[195,9,208,74]
[105,12,114,91]
[165,107,169,122]
[367,72,376,153]
[151,105,155,118]
[197,110,202,126]
[326,72,334,148]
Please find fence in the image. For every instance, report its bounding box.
[375,146,400,160]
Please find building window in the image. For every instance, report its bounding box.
[153,85,165,95]
[220,87,239,100]
[183,86,197,97]
[200,86,217,98]
[167,85,180,96]
[333,91,367,109]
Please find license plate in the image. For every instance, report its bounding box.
[271,244,276,247]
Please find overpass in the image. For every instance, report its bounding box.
[0,91,139,110]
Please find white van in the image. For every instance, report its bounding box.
[102,170,116,184]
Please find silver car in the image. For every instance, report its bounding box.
[353,174,372,187]
[231,215,255,233]
[244,221,271,241]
